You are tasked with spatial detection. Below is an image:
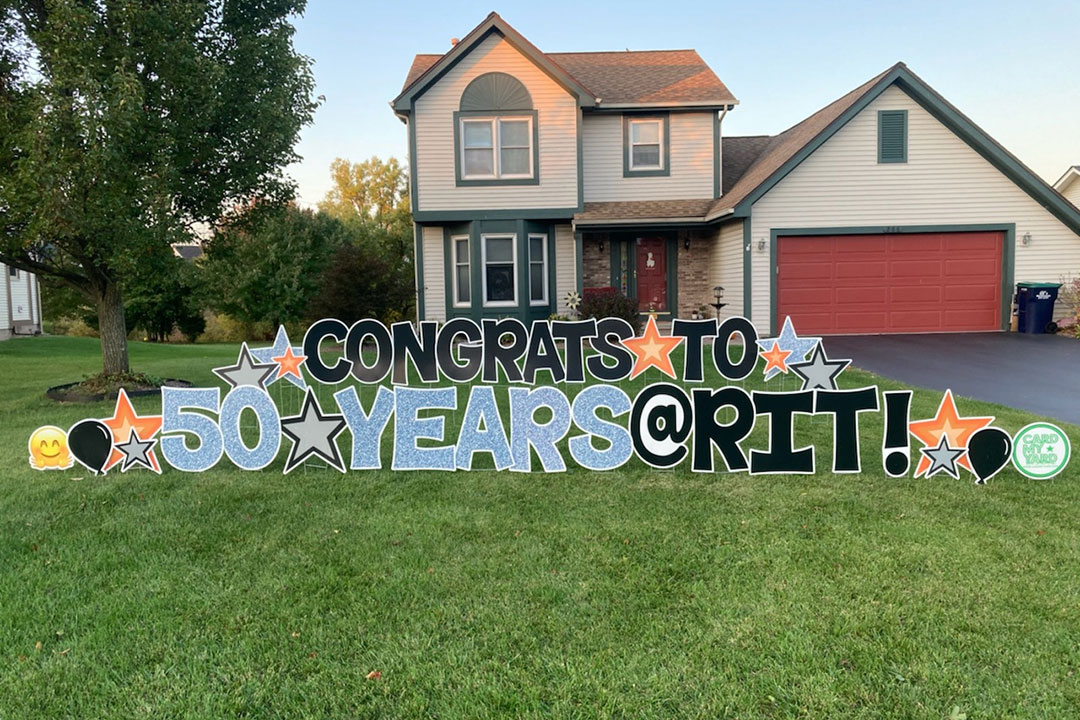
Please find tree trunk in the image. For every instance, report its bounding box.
[96,280,130,375]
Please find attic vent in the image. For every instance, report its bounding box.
[877,110,907,164]
[460,72,533,112]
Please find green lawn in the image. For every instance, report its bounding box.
[1,335,1078,719]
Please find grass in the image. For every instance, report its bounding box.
[1,335,1078,718]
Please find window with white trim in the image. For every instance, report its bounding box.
[452,235,470,307]
[482,234,517,306]
[528,234,548,305]
[461,116,534,179]
[628,117,663,171]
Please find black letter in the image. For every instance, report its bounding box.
[750,391,815,474]
[713,317,758,381]
[347,320,392,384]
[552,319,597,383]
[691,387,754,472]
[815,388,879,473]
[586,318,634,381]
[436,318,482,383]
[482,318,528,383]
[303,318,351,384]
[391,321,439,385]
[673,318,717,382]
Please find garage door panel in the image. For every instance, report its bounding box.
[777,231,1002,335]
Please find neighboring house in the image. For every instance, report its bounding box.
[394,12,1080,336]
[172,242,205,261]
[1,262,43,340]
[1055,166,1080,209]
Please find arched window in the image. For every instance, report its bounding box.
[456,73,538,184]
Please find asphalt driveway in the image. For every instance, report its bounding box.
[824,332,1080,426]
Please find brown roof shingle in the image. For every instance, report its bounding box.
[400,47,736,106]
[575,199,714,223]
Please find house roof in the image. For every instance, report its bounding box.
[396,14,736,109]
[171,243,203,261]
[575,199,716,224]
[1054,165,1080,191]
[576,63,1080,236]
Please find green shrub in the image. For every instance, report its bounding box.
[579,288,642,335]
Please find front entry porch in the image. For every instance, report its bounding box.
[579,229,715,319]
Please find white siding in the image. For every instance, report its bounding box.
[0,265,9,336]
[414,34,578,212]
[749,84,1080,330]
[708,220,744,320]
[421,225,446,322]
[554,223,576,314]
[1061,175,1080,208]
[10,266,31,321]
[582,112,715,202]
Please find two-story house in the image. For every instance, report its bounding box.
[394,13,1080,336]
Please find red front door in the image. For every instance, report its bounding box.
[636,237,667,312]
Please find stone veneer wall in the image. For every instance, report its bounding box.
[581,233,610,290]
[675,229,715,318]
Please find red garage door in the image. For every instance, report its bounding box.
[776,231,1003,335]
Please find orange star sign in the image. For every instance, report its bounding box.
[272,345,306,382]
[102,388,163,473]
[909,389,993,477]
[623,315,684,379]
[760,341,792,376]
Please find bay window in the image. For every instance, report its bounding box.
[528,234,548,305]
[482,234,517,307]
[452,235,470,307]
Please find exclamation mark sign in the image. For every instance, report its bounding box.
[882,390,912,477]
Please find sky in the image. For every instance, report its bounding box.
[286,0,1080,207]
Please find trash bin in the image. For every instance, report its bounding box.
[1016,282,1062,334]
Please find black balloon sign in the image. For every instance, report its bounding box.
[67,419,113,475]
[968,427,1012,484]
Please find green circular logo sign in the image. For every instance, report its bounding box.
[1012,423,1071,479]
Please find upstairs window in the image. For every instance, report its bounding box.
[8,266,17,278]
[460,116,534,179]
[457,72,538,185]
[624,115,670,176]
[878,110,908,163]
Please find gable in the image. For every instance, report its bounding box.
[393,14,594,112]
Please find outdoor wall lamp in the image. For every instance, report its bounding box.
[683,235,691,251]
[1022,232,1032,246]
[597,236,604,252]
[757,238,767,252]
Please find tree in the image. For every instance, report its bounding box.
[0,1,317,374]
[204,204,350,331]
[124,249,206,342]
[307,219,416,325]
[319,156,411,237]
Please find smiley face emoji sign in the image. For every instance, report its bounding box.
[28,425,73,470]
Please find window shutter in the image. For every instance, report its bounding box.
[878,110,907,163]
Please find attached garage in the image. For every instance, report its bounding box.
[776,230,1007,335]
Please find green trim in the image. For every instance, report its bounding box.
[713,111,722,199]
[730,65,1080,238]
[666,236,679,315]
[414,221,425,319]
[412,208,577,222]
[767,223,1016,336]
[453,110,540,187]
[574,231,583,295]
[609,239,620,289]
[742,218,752,320]
[622,113,671,178]
[392,19,595,111]
[408,99,419,211]
[877,109,908,163]
[576,106,584,211]
[586,104,735,115]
